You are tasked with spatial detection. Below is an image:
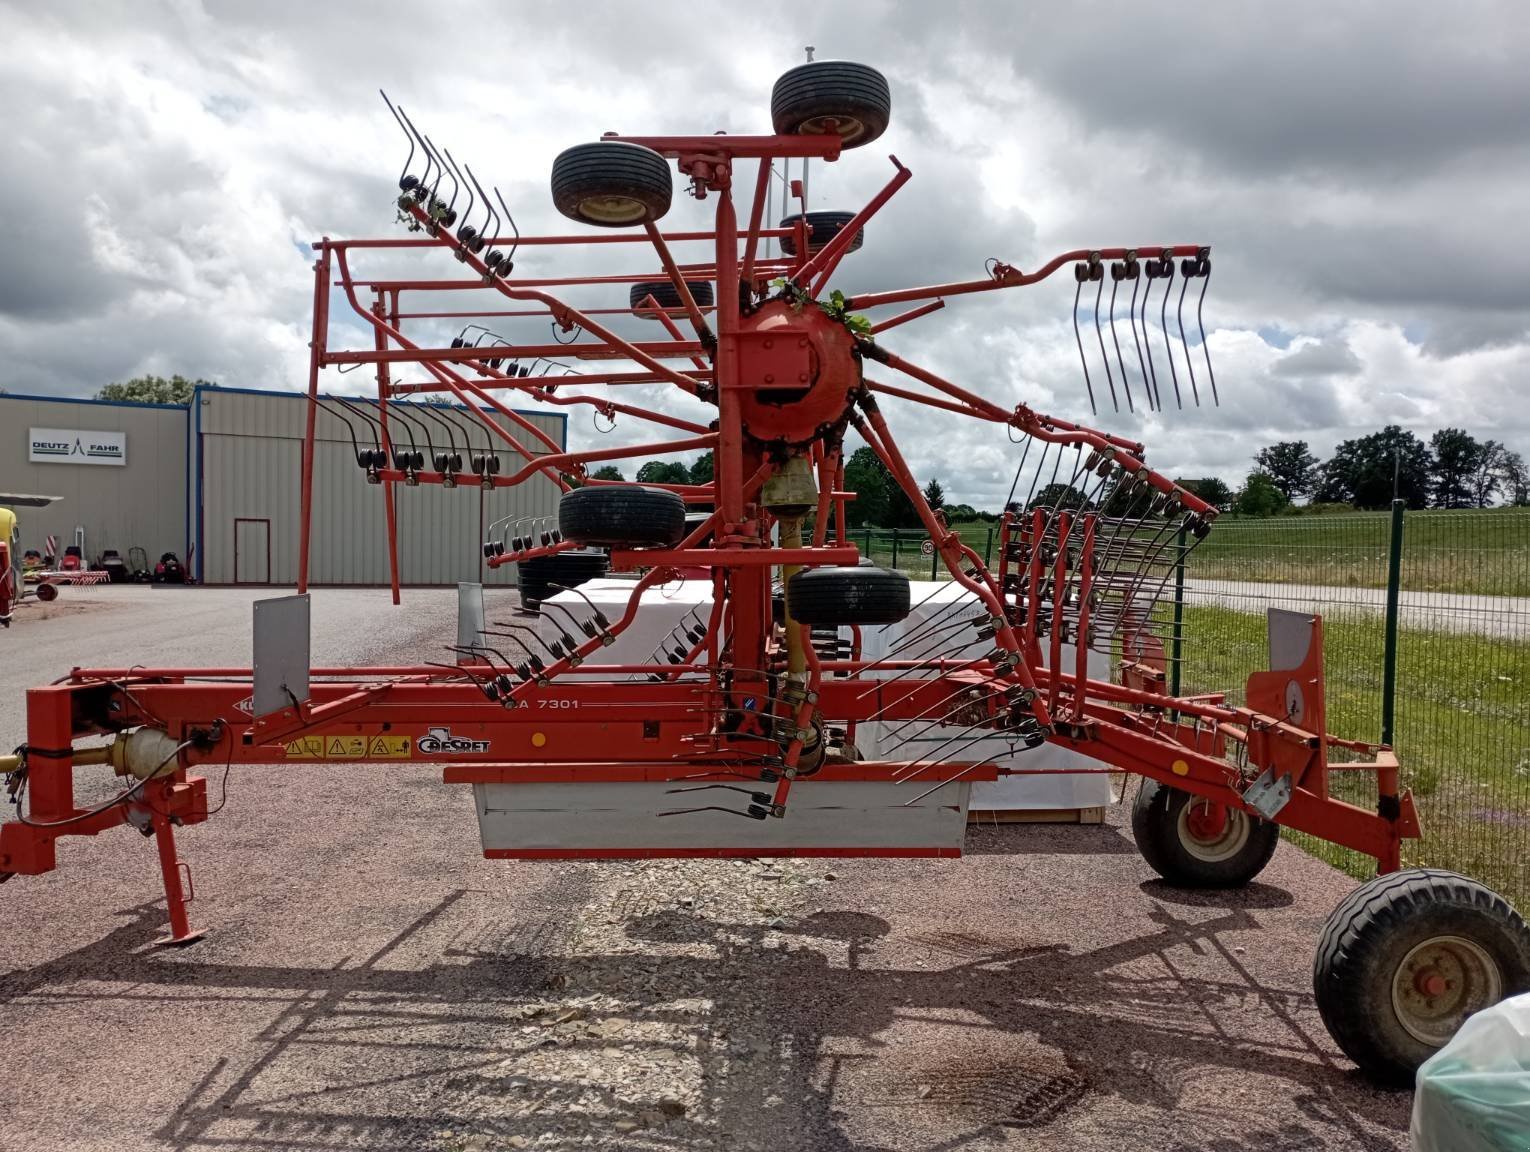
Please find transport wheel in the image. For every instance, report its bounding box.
[1314,868,1530,1083]
[1131,778,1279,888]
[518,548,609,612]
[786,565,910,625]
[35,583,59,603]
[558,485,686,549]
[550,141,672,228]
[779,211,865,257]
[629,279,716,318]
[771,61,891,149]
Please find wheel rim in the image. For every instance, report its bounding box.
[1391,935,1502,1047]
[1176,798,1251,863]
[577,194,648,225]
[797,113,866,144]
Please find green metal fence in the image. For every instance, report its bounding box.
[873,508,1530,906]
[1173,506,1530,908]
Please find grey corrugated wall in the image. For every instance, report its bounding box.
[0,394,188,565]
[195,387,564,586]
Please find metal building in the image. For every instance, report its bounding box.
[1,387,564,586]
[0,393,188,566]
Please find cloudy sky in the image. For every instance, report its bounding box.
[4,0,1528,507]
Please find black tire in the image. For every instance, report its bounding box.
[1131,779,1279,888]
[518,548,609,611]
[771,61,891,149]
[786,566,909,625]
[1314,868,1530,1083]
[779,211,865,258]
[34,583,59,603]
[559,485,686,548]
[629,279,716,318]
[550,142,672,228]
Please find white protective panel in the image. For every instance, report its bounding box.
[858,581,1114,811]
[473,778,972,854]
[539,577,712,680]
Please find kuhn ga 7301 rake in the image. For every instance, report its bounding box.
[3,60,1526,1083]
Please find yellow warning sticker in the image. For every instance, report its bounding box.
[283,734,413,760]
[367,735,412,758]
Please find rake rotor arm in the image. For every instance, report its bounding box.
[402,201,705,398]
[643,223,714,347]
[845,244,1209,312]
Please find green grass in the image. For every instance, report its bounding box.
[1179,604,1530,906]
[1190,508,1530,596]
[860,509,1530,597]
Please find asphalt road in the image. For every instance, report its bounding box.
[0,585,1414,1151]
[1186,578,1529,637]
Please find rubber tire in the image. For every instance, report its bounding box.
[771,61,892,149]
[518,548,609,611]
[34,582,59,603]
[558,485,686,548]
[786,566,910,625]
[1131,778,1280,888]
[1313,868,1530,1084]
[779,211,865,257]
[550,142,672,228]
[629,279,716,317]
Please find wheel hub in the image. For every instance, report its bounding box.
[1175,798,1251,863]
[1391,934,1503,1047]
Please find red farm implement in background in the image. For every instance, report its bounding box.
[3,59,1526,1085]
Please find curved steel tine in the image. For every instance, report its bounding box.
[394,105,436,200]
[1137,262,1161,411]
[1091,263,1118,413]
[541,599,590,642]
[382,395,426,461]
[1177,260,1200,407]
[437,146,469,224]
[1157,251,1182,409]
[493,186,522,264]
[545,583,612,629]
[486,621,567,662]
[316,391,364,458]
[463,164,499,252]
[329,394,385,455]
[420,133,455,216]
[1071,274,1097,416]
[406,397,463,467]
[1196,253,1217,405]
[379,90,417,193]
[1107,263,1134,414]
[442,148,474,239]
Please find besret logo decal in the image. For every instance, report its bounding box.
[417,726,491,754]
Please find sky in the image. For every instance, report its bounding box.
[3,0,1528,509]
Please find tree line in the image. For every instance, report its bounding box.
[1180,426,1529,516]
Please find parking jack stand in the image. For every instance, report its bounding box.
[151,810,203,947]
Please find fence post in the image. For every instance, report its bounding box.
[864,527,873,561]
[1170,524,1186,698]
[984,526,994,566]
[930,535,939,580]
[891,528,900,571]
[1381,499,1405,747]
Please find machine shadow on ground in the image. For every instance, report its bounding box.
[0,883,1412,1152]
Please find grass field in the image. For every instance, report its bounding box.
[864,508,1529,596]
[1188,507,1530,596]
[1180,603,1530,907]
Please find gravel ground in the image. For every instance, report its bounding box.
[0,586,1413,1151]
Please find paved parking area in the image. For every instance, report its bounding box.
[0,587,1413,1150]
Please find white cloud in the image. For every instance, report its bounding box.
[2,0,1527,505]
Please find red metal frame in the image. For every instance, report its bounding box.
[0,114,1420,946]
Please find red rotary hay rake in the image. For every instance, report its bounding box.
[3,60,1526,1083]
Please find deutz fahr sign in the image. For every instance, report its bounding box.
[28,428,127,466]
